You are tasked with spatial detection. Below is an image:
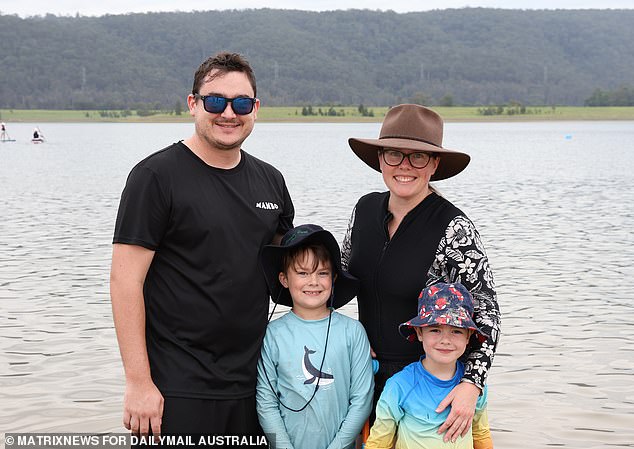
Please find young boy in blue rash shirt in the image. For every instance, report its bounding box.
[366,283,493,449]
[256,224,374,449]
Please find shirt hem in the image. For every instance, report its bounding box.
[161,389,256,400]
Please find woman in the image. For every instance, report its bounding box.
[341,104,500,442]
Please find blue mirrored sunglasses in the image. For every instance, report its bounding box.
[195,94,256,115]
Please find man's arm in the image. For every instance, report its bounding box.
[110,243,163,435]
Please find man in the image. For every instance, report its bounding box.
[110,52,294,436]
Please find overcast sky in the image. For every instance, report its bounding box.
[1,0,632,18]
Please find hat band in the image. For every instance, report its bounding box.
[379,135,441,149]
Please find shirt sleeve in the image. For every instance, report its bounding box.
[473,386,493,449]
[256,331,295,449]
[277,179,295,236]
[113,165,169,249]
[426,215,501,389]
[365,379,402,449]
[326,321,374,449]
[340,206,356,271]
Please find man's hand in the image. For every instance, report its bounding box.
[436,382,480,443]
[123,380,164,436]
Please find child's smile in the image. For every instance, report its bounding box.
[279,251,334,320]
[416,325,471,379]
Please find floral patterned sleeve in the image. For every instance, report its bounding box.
[341,206,356,271]
[426,215,501,389]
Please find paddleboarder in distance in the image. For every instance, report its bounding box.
[1,122,14,142]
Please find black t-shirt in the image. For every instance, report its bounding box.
[113,142,294,399]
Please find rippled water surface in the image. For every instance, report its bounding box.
[1,121,633,447]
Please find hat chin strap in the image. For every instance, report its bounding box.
[328,280,335,308]
[267,287,286,324]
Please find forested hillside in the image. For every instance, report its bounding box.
[1,8,633,109]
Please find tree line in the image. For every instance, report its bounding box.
[0,8,633,110]
[585,87,634,106]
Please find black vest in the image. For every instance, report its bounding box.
[347,191,462,362]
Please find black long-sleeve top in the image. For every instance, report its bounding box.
[342,191,500,389]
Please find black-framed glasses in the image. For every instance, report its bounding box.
[381,149,433,169]
[194,94,257,115]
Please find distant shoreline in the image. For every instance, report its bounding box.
[2,106,634,123]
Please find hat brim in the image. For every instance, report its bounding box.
[348,137,470,181]
[260,230,359,309]
[399,315,488,340]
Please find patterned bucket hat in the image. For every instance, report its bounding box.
[260,224,359,308]
[399,282,487,341]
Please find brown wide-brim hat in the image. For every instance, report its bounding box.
[348,104,470,181]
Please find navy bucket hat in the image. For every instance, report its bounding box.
[260,224,359,308]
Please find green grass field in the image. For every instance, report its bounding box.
[2,106,634,123]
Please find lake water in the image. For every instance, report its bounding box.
[1,120,633,448]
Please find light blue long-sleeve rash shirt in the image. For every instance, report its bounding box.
[256,310,374,449]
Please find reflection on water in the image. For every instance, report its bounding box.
[1,121,633,447]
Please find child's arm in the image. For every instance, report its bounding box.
[472,386,493,449]
[256,334,294,449]
[472,406,493,449]
[364,384,401,449]
[325,322,374,449]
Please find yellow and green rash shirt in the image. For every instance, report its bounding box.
[365,359,492,449]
